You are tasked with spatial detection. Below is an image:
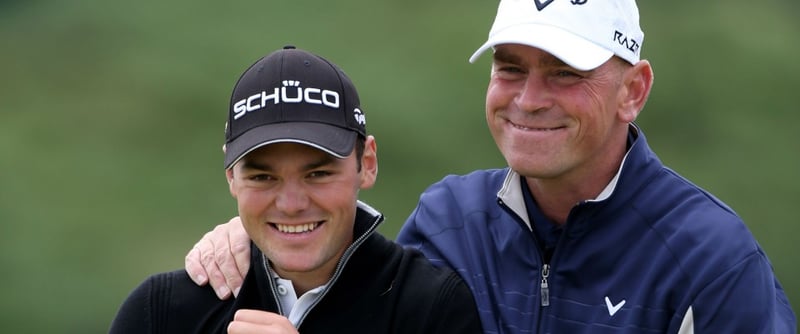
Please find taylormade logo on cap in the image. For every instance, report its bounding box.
[469,0,644,71]
[223,46,366,169]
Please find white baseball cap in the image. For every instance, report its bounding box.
[469,0,644,71]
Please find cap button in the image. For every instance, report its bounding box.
[283,45,296,49]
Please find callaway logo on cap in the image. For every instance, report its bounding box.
[469,0,644,70]
[224,46,366,169]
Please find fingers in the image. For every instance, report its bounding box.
[233,309,281,324]
[185,244,209,286]
[227,310,298,334]
[229,217,251,294]
[183,216,252,300]
[206,228,233,299]
[186,229,231,299]
[215,217,250,297]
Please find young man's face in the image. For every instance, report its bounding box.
[226,138,376,285]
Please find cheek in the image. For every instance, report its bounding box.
[226,175,237,197]
[235,190,270,214]
[485,84,507,127]
[567,87,610,124]
[485,81,506,111]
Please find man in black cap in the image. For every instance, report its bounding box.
[109,46,482,334]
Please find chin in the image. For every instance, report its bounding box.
[508,158,557,178]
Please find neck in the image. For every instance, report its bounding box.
[268,252,342,296]
[524,129,630,225]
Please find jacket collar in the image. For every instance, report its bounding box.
[260,200,385,277]
[256,200,385,319]
[497,124,642,230]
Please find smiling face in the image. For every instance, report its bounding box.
[486,44,648,188]
[226,137,377,291]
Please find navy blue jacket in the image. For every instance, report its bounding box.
[397,126,796,333]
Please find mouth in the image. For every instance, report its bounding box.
[271,222,323,234]
[508,119,565,132]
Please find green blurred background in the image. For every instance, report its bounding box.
[1,0,798,332]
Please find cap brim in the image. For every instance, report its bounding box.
[224,122,357,169]
[468,23,613,71]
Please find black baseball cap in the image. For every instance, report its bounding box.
[224,46,366,169]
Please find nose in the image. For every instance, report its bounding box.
[275,181,309,215]
[515,73,553,113]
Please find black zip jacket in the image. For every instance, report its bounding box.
[109,202,482,333]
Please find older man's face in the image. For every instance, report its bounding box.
[485,44,633,184]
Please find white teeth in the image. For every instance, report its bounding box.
[275,223,320,233]
[509,120,560,131]
[513,123,555,131]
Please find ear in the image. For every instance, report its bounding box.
[617,60,654,123]
[359,135,378,190]
[225,168,237,199]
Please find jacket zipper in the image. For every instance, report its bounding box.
[261,256,284,315]
[261,202,384,327]
[294,204,383,327]
[498,198,553,308]
[540,263,550,306]
[498,170,600,333]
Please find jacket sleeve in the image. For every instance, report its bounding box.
[396,203,444,262]
[396,181,454,268]
[687,249,796,333]
[109,275,158,334]
[425,272,484,334]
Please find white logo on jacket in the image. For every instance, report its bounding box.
[604,296,626,316]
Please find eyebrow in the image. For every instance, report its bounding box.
[492,48,522,64]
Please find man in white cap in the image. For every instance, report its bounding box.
[110,46,482,334]
[185,1,797,333]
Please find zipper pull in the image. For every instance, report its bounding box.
[540,264,550,306]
